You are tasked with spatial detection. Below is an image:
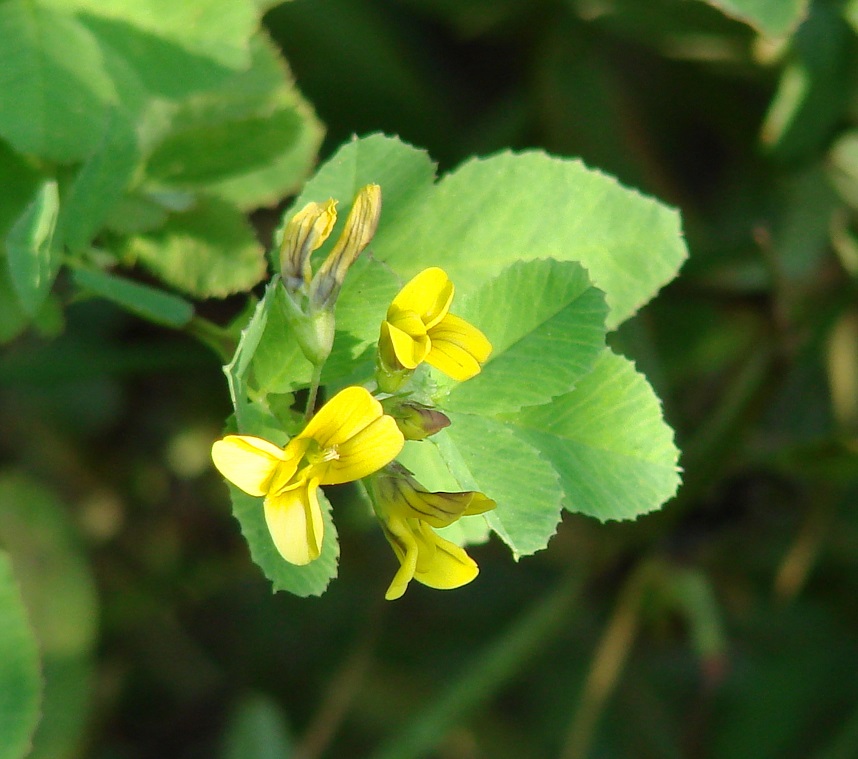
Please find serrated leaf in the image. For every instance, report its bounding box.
[446,259,607,415]
[229,486,339,597]
[701,0,808,37]
[430,417,565,557]
[5,180,60,316]
[0,552,42,759]
[57,113,140,251]
[126,197,266,298]
[0,2,131,162]
[510,349,681,522]
[288,135,686,331]
[72,267,194,327]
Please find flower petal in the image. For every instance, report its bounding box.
[211,435,286,496]
[426,313,493,381]
[413,522,479,590]
[391,267,454,329]
[380,515,419,601]
[301,386,383,448]
[320,415,404,484]
[383,312,431,369]
[263,478,324,565]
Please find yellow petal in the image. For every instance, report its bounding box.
[211,435,286,496]
[263,478,324,565]
[413,522,479,590]
[380,516,419,601]
[462,492,496,516]
[384,311,431,369]
[320,415,404,485]
[391,267,454,329]
[426,313,492,381]
[301,386,383,448]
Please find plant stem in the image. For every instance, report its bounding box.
[305,363,324,421]
[184,315,237,363]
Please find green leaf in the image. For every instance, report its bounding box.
[430,417,565,558]
[0,473,98,759]
[225,284,277,430]
[125,197,266,298]
[220,694,293,759]
[68,0,257,99]
[57,113,140,251]
[72,267,194,327]
[229,486,339,597]
[289,135,686,331]
[281,134,438,274]
[0,2,131,162]
[0,552,42,759]
[700,0,808,37]
[510,349,681,522]
[760,5,850,162]
[248,285,314,396]
[5,180,60,316]
[446,259,608,415]
[145,32,321,206]
[0,142,43,238]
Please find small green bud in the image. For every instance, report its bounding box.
[383,400,450,440]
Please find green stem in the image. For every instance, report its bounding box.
[184,316,237,363]
[305,363,324,421]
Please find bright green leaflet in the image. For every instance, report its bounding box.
[286,134,687,332]
[446,258,608,415]
[0,552,41,759]
[72,268,194,328]
[0,474,99,759]
[5,180,60,317]
[125,196,266,299]
[702,0,808,37]
[432,417,565,557]
[510,349,681,522]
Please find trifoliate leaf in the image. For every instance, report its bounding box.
[447,259,608,415]
[510,349,681,522]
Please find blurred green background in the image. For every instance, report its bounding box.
[3,0,858,757]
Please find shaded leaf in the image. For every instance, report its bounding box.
[126,197,266,298]
[5,180,60,316]
[72,267,194,327]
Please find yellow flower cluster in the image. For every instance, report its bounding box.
[211,186,495,599]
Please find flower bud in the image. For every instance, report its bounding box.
[278,199,338,291]
[383,400,450,440]
[311,184,382,308]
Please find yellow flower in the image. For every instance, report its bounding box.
[379,267,492,382]
[369,465,496,600]
[211,387,404,566]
